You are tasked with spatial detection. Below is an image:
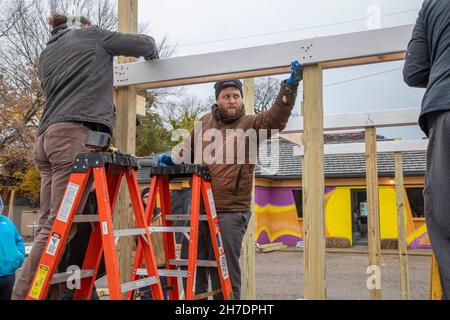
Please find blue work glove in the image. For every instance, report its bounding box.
[285,60,304,86]
[156,153,175,167]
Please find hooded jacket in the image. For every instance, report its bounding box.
[0,215,25,277]
[181,82,299,212]
[403,0,450,136]
[38,24,158,135]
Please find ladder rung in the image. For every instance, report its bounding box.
[114,227,191,238]
[137,269,189,278]
[51,269,95,285]
[170,259,217,268]
[121,277,158,293]
[73,215,100,223]
[149,227,191,233]
[165,215,208,222]
[195,289,222,300]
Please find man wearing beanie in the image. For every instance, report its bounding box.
[164,61,303,300]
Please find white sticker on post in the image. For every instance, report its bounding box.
[45,233,61,256]
[57,183,80,223]
[206,188,217,219]
[102,222,108,235]
[216,232,225,255]
[219,255,229,280]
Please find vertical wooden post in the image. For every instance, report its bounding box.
[430,253,443,300]
[243,78,256,300]
[365,127,382,300]
[394,150,410,300]
[303,64,326,300]
[8,189,15,219]
[115,0,138,287]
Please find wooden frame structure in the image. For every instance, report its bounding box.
[115,1,415,299]
[294,111,430,300]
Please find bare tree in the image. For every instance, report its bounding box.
[0,0,178,135]
[148,94,209,130]
[254,77,279,114]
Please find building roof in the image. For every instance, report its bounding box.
[137,132,427,183]
[255,136,427,180]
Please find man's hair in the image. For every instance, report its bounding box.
[47,13,91,29]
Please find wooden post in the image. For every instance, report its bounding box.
[7,190,15,219]
[394,150,410,300]
[243,78,256,300]
[365,127,382,300]
[430,253,443,300]
[115,0,138,287]
[303,64,326,300]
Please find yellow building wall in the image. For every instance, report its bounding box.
[323,186,420,243]
[379,186,399,239]
[325,188,353,245]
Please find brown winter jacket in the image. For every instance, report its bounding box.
[181,81,299,212]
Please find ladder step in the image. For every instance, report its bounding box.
[170,259,217,268]
[165,215,208,222]
[114,227,191,238]
[137,269,189,278]
[195,289,222,300]
[73,215,100,223]
[50,269,95,285]
[121,277,158,293]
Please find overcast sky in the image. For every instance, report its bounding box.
[139,0,426,139]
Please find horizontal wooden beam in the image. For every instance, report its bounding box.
[294,139,428,156]
[114,24,413,89]
[283,108,420,133]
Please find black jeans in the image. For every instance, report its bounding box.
[0,275,15,301]
[424,111,450,300]
[181,211,252,300]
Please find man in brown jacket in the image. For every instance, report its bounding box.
[163,61,303,300]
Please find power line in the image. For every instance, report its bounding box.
[296,67,404,93]
[324,67,403,88]
[171,8,419,48]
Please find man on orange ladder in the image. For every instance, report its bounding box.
[156,60,303,300]
[403,0,450,300]
[13,12,160,300]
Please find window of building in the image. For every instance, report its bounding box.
[406,188,425,218]
[292,190,303,218]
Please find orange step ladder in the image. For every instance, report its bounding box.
[128,165,234,300]
[27,151,164,300]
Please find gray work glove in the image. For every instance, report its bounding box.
[144,50,160,61]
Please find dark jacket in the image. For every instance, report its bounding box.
[182,82,298,212]
[403,0,450,136]
[38,24,158,135]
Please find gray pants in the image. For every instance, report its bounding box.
[13,122,91,300]
[181,211,251,300]
[425,111,450,300]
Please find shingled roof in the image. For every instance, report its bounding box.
[255,135,427,180]
[137,132,427,183]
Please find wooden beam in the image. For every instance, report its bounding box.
[242,78,256,300]
[114,25,413,88]
[7,190,15,220]
[321,52,406,69]
[136,95,146,116]
[430,253,443,300]
[365,127,382,300]
[395,150,410,300]
[284,108,421,134]
[303,64,326,300]
[294,139,428,156]
[115,0,138,289]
